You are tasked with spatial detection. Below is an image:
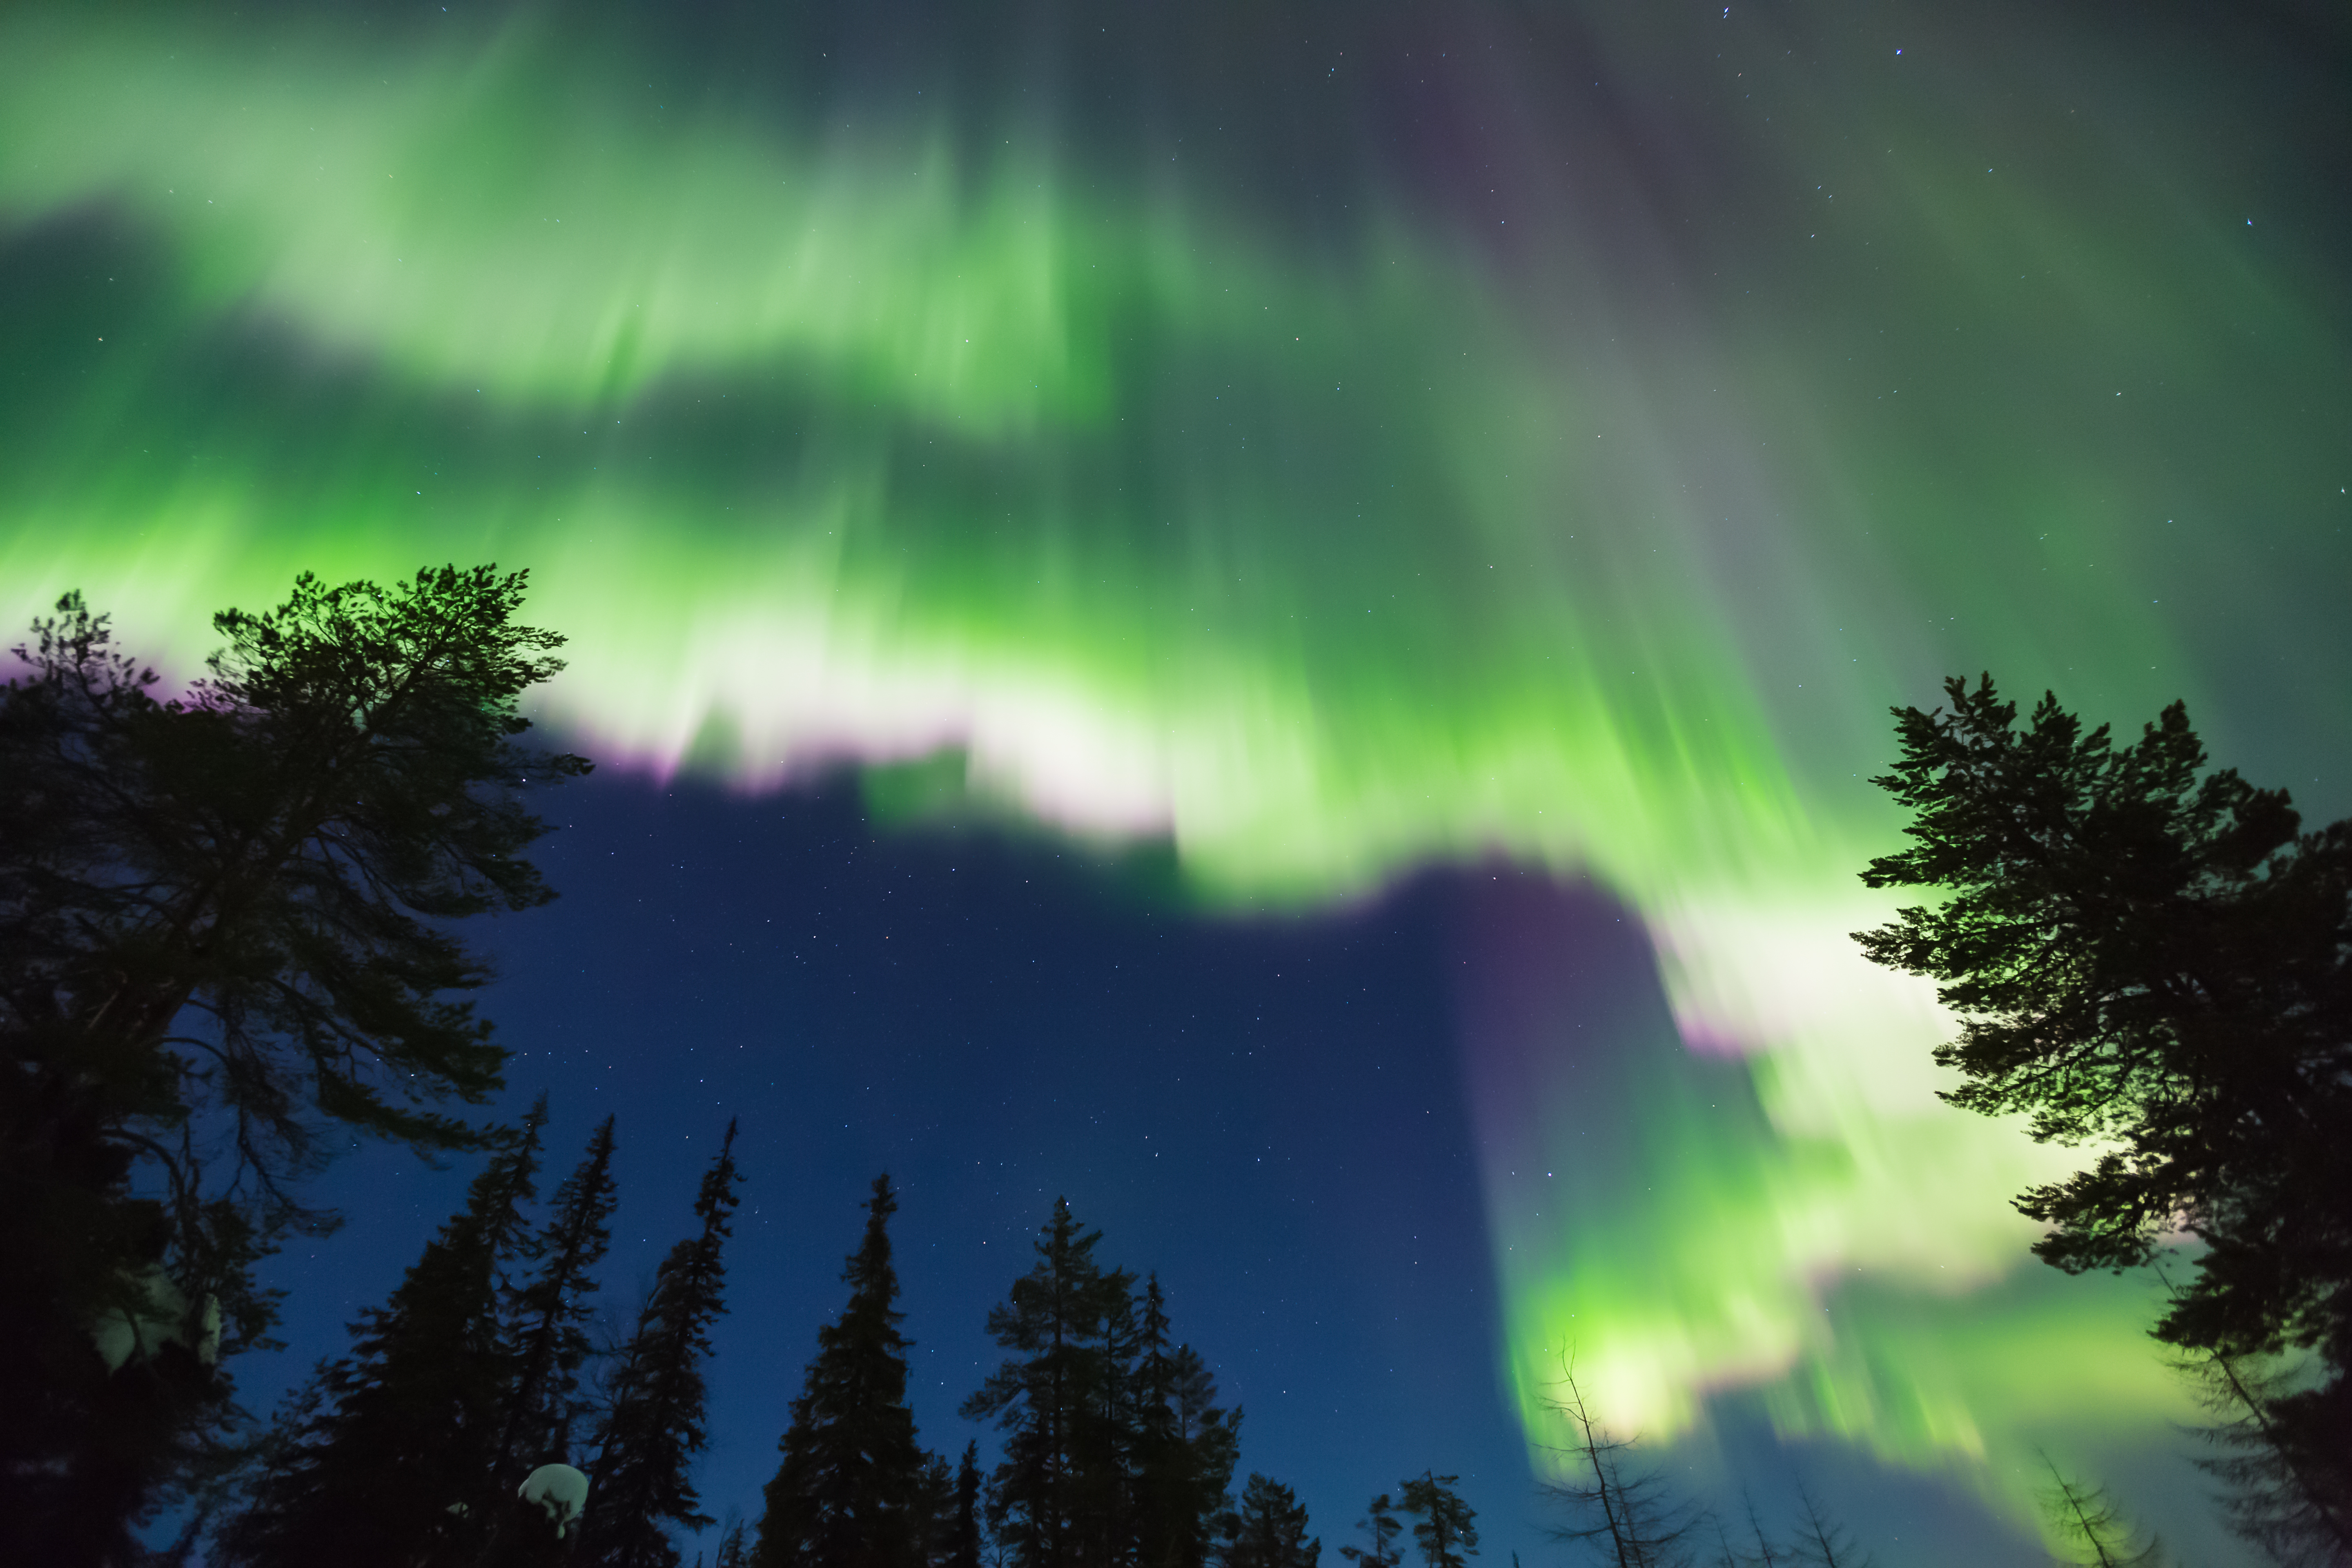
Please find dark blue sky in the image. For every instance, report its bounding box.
[239,765,2048,1562]
[256,767,1528,1556]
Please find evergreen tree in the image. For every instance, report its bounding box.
[960,1198,1133,1568]
[913,1451,960,1567]
[754,1173,929,1568]
[214,1103,549,1568]
[0,569,585,1551]
[1337,1495,1402,1568]
[582,1121,743,1568]
[946,1441,986,1568]
[1132,1296,1241,1568]
[498,1114,621,1480]
[1857,676,2352,1535]
[1395,1473,1476,1568]
[1214,1474,1319,1568]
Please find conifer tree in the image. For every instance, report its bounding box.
[1338,1495,1403,1568]
[913,1452,959,1567]
[1215,1474,1319,1568]
[582,1120,743,1568]
[961,1198,1133,1568]
[946,1441,986,1568]
[1131,1276,1241,1568]
[0,571,584,1555]
[754,1173,929,1568]
[1857,676,2352,1530]
[1396,1473,1476,1568]
[2036,1461,2163,1568]
[497,1114,620,1481]
[214,1102,549,1568]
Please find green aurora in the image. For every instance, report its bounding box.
[2,0,2344,1540]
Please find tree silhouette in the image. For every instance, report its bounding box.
[755,1174,929,1568]
[1857,675,2352,1542]
[2036,1458,2165,1568]
[960,1198,1131,1568]
[1337,1493,1403,1568]
[497,1113,620,1480]
[1784,1484,1869,1568]
[1536,1363,1696,1568]
[1396,1472,1477,1568]
[583,1121,742,1568]
[946,1441,986,1568]
[1216,1473,1319,1568]
[1131,1274,1243,1568]
[0,568,585,1553]
[213,1102,549,1568]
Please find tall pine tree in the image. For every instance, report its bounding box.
[961,1207,1238,1568]
[497,1114,620,1479]
[961,1199,1132,1568]
[1132,1277,1241,1568]
[581,1120,742,1568]
[753,1173,929,1568]
[215,1101,548,1568]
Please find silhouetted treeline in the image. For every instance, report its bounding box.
[0,570,587,1563]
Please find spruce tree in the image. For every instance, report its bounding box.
[1132,1277,1241,1568]
[497,1114,621,1480]
[960,1198,1132,1568]
[582,1121,743,1568]
[946,1441,985,1568]
[913,1451,958,1568]
[753,1173,929,1568]
[1215,1474,1319,1568]
[214,1103,549,1568]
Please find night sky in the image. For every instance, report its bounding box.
[2,0,2347,1560]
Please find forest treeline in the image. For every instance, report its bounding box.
[2,572,2345,1566]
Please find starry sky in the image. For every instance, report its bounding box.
[2,0,2347,1559]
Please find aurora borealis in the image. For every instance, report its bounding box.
[3,0,2346,1556]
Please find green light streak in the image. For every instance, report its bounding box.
[1,4,2341,1533]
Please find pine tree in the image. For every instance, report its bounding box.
[214,1103,549,1568]
[754,1173,929,1568]
[1338,1494,1402,1568]
[1131,1280,1241,1568]
[1857,675,2352,1531]
[497,1114,620,1481]
[1215,1474,1319,1568]
[582,1120,743,1568]
[1396,1473,1476,1568]
[0,569,585,1551]
[960,1198,1133,1568]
